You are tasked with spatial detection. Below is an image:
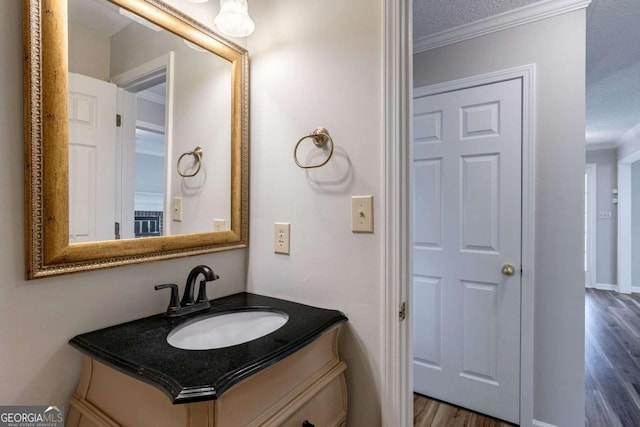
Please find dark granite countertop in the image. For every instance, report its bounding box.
[69,292,347,404]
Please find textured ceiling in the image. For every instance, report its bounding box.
[585,0,640,144]
[414,0,640,146]
[413,0,542,40]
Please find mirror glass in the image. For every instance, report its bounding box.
[67,0,232,243]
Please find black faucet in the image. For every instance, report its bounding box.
[155,265,220,317]
[181,265,219,306]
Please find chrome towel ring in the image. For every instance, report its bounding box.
[294,127,334,169]
[177,146,203,177]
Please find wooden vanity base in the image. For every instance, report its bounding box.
[67,326,346,427]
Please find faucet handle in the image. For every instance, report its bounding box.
[155,284,181,315]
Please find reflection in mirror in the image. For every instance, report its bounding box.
[24,0,248,279]
[67,0,232,243]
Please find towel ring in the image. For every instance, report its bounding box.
[177,147,203,177]
[294,127,334,169]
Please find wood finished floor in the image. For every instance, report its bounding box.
[413,290,640,426]
[414,394,515,427]
[585,288,640,427]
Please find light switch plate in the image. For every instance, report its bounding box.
[172,197,183,222]
[213,219,226,231]
[274,223,290,254]
[598,211,612,220]
[352,196,374,233]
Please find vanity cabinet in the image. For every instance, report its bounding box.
[67,325,346,427]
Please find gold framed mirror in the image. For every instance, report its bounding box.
[23,0,249,279]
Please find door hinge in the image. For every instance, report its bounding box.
[399,301,407,321]
[116,114,122,127]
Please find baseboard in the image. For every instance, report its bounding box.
[533,420,558,427]
[586,283,618,291]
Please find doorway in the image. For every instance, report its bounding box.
[585,163,597,288]
[111,53,174,239]
[412,68,534,424]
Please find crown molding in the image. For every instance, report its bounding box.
[137,90,166,105]
[414,0,592,54]
[585,141,617,151]
[618,120,640,146]
[587,121,640,151]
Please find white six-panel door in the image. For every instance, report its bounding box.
[68,73,117,243]
[412,78,522,423]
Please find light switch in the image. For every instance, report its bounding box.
[352,196,374,233]
[172,197,183,222]
[598,211,612,220]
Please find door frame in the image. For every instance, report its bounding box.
[618,150,640,293]
[384,64,536,426]
[111,52,175,235]
[585,163,597,288]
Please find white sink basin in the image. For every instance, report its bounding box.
[167,310,289,350]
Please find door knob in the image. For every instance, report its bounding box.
[502,264,516,276]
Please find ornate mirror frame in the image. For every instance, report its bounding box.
[23,0,249,279]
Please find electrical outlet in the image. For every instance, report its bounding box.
[172,197,183,222]
[213,219,226,231]
[274,223,290,255]
[352,196,374,233]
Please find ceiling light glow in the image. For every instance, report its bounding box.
[214,0,255,38]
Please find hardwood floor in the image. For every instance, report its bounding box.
[413,394,515,427]
[413,289,640,426]
[586,288,640,427]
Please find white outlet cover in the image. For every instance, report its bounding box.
[274,223,290,255]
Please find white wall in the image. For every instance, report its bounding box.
[633,160,640,288]
[137,97,166,127]
[0,0,246,407]
[585,149,618,286]
[414,11,586,427]
[246,0,383,425]
[68,21,111,81]
[135,153,165,194]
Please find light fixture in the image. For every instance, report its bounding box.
[214,0,255,38]
[183,39,208,53]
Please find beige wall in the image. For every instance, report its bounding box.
[68,21,111,81]
[414,11,587,427]
[247,0,384,425]
[0,0,246,407]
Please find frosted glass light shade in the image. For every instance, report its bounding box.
[214,0,255,38]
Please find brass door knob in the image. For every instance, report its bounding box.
[502,264,516,276]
